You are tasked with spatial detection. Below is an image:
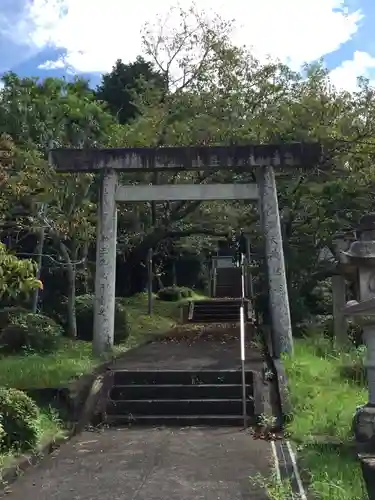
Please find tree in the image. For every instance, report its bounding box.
[96,57,166,124]
[1,5,375,338]
[113,6,375,315]
[0,75,122,337]
[106,8,302,292]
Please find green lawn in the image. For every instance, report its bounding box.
[282,338,368,500]
[0,293,178,389]
[0,339,97,389]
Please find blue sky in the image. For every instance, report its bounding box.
[0,0,375,91]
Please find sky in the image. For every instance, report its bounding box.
[0,0,375,92]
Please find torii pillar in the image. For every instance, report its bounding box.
[257,166,293,357]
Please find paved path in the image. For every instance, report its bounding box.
[2,427,271,499]
[112,334,264,371]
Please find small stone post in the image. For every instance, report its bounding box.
[332,232,353,348]
[93,169,118,357]
[258,166,293,357]
[147,248,153,315]
[332,274,347,343]
[342,215,375,451]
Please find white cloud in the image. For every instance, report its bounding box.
[1,0,65,47]
[20,0,362,76]
[329,51,375,91]
[8,0,375,91]
[38,58,66,70]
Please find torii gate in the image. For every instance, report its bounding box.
[51,143,321,357]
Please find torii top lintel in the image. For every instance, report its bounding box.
[50,143,322,173]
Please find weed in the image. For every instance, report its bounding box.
[281,338,367,499]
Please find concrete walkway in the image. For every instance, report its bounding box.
[111,333,264,371]
[2,427,271,499]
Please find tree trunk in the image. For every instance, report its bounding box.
[59,241,78,338]
[31,204,47,312]
[172,261,177,286]
[66,261,77,338]
[81,242,90,294]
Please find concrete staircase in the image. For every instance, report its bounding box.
[215,267,242,298]
[105,368,261,426]
[102,248,260,429]
[189,299,242,323]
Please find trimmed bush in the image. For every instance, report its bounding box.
[75,294,130,343]
[0,387,39,451]
[0,306,29,331]
[180,287,193,298]
[157,286,193,302]
[0,311,63,354]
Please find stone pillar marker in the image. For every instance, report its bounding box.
[331,274,347,344]
[258,166,293,357]
[342,214,375,451]
[93,169,118,357]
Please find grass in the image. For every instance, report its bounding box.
[122,292,180,345]
[285,338,367,442]
[0,292,181,389]
[0,406,65,482]
[280,337,368,500]
[0,339,97,389]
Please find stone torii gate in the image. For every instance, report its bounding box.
[51,144,321,357]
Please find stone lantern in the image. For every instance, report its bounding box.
[333,230,357,282]
[342,214,375,450]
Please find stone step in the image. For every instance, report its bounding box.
[113,370,255,386]
[110,383,253,400]
[105,414,253,427]
[106,398,254,416]
[191,300,245,323]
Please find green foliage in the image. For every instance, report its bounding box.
[0,74,124,337]
[96,56,165,124]
[0,387,39,451]
[181,287,194,298]
[339,345,367,385]
[0,73,117,150]
[74,294,130,343]
[1,6,375,329]
[0,243,42,299]
[0,310,63,354]
[157,286,193,301]
[299,313,363,348]
[283,339,367,499]
[0,307,29,330]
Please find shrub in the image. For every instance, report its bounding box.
[75,294,130,343]
[157,286,193,301]
[0,387,39,451]
[0,311,63,354]
[180,287,193,298]
[348,320,363,347]
[0,306,29,331]
[339,346,367,385]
